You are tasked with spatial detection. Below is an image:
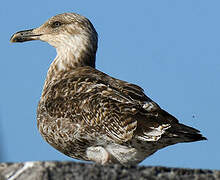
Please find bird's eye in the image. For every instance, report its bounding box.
[51,21,62,28]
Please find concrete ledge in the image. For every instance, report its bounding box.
[0,161,219,180]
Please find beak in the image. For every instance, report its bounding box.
[10,28,42,43]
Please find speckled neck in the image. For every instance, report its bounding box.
[42,40,97,98]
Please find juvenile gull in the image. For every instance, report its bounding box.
[10,13,206,165]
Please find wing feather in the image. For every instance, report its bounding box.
[41,66,178,143]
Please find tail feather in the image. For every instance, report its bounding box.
[167,123,207,143]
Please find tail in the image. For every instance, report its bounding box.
[167,123,207,143]
[156,109,207,142]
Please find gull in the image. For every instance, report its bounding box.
[10,13,206,165]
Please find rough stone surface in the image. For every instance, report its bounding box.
[0,161,219,180]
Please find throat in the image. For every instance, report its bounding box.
[43,46,96,91]
[53,47,96,71]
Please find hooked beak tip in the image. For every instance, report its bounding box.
[10,29,42,43]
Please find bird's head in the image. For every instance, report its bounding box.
[10,13,98,48]
[10,13,98,68]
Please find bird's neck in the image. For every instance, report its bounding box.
[42,44,96,95]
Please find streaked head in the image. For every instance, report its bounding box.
[10,13,98,67]
[11,13,98,47]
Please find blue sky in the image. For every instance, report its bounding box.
[1,1,219,169]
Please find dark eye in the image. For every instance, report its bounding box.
[51,21,62,28]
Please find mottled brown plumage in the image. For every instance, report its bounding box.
[11,12,206,165]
